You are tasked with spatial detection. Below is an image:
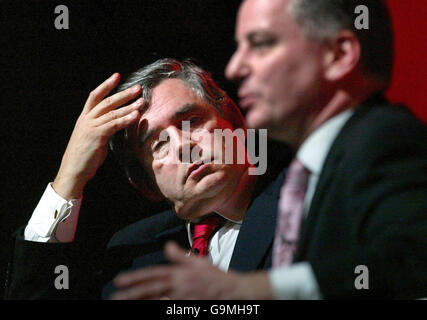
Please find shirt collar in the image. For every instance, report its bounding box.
[185,211,242,246]
[297,110,354,176]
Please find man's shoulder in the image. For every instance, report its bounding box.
[338,99,427,154]
[321,98,427,183]
[353,99,426,136]
[107,209,183,248]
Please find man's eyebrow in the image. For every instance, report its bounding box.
[247,30,274,41]
[172,103,202,119]
[139,103,203,146]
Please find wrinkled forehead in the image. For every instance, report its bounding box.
[142,78,213,124]
[127,79,220,146]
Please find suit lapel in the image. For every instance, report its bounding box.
[294,146,344,261]
[156,224,190,251]
[127,224,188,271]
[229,170,286,271]
[294,96,386,260]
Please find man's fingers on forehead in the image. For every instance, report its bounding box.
[89,85,142,118]
[84,73,121,111]
[93,100,143,127]
[102,111,139,136]
[96,73,121,96]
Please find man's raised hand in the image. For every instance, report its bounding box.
[52,73,143,200]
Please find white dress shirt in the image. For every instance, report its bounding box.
[268,109,354,299]
[25,184,81,243]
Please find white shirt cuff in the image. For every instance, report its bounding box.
[25,183,82,243]
[268,262,323,300]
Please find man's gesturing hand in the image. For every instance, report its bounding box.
[52,73,143,200]
[111,242,274,300]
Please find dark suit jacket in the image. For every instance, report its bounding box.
[4,169,286,299]
[294,94,427,299]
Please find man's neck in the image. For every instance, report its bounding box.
[215,166,258,222]
[295,86,382,151]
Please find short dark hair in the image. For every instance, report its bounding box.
[289,0,394,88]
[109,58,245,198]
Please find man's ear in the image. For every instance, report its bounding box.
[323,30,361,82]
[129,177,165,202]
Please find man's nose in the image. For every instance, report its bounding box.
[169,127,200,163]
[225,47,250,81]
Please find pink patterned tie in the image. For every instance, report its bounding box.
[273,159,310,267]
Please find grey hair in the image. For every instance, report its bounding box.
[115,59,237,118]
[288,0,394,87]
[109,58,245,195]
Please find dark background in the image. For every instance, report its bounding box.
[1,0,426,298]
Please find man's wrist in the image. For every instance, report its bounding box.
[26,183,82,242]
[234,271,274,300]
[52,175,85,201]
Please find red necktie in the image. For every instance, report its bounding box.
[191,215,224,256]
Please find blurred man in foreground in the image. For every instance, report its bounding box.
[113,0,427,299]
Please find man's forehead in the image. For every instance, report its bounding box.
[142,79,210,120]
[237,0,291,35]
[136,79,214,143]
[138,103,206,146]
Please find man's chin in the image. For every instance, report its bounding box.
[196,170,231,194]
[177,177,230,219]
[245,107,271,129]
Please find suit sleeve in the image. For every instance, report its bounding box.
[4,227,102,299]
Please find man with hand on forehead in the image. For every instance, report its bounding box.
[5,59,288,299]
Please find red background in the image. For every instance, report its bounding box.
[386,0,427,123]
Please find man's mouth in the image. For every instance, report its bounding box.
[186,159,214,181]
[239,95,257,110]
[238,89,258,110]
